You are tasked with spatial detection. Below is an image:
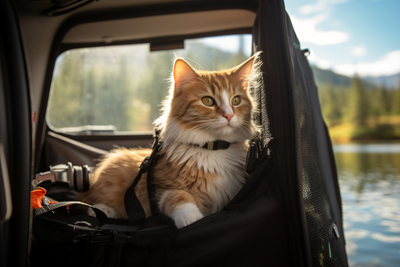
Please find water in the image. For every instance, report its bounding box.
[333,143,400,267]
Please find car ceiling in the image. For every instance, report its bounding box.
[12,0,258,136]
[63,9,255,44]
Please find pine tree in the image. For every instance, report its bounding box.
[370,85,389,121]
[321,82,341,126]
[345,75,369,126]
[392,86,400,115]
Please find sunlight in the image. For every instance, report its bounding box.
[200,35,252,57]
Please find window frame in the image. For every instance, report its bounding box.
[47,31,253,137]
[36,2,258,174]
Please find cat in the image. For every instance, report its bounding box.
[81,54,261,229]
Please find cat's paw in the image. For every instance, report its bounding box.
[171,203,204,229]
[89,203,121,219]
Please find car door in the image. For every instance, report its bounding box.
[0,1,32,267]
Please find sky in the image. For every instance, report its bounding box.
[284,0,400,77]
[201,35,253,58]
[201,0,400,78]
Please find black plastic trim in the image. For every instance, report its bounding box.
[61,27,252,53]
[43,0,96,16]
[47,130,154,142]
[0,0,32,266]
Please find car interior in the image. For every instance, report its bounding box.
[0,0,349,266]
[1,0,261,266]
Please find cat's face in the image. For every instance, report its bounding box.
[159,56,259,145]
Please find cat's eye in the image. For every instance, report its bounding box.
[232,96,241,105]
[202,96,215,106]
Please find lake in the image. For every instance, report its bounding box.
[333,143,400,267]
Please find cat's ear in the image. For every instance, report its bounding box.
[234,54,258,88]
[173,59,198,90]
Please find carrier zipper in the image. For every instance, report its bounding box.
[332,222,340,239]
[72,228,134,244]
[68,223,102,232]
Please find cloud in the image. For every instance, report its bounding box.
[201,35,252,57]
[346,211,372,223]
[300,0,328,14]
[371,233,400,243]
[345,229,369,239]
[352,45,366,56]
[308,50,332,69]
[333,50,400,77]
[381,220,400,233]
[290,14,349,46]
[300,0,350,15]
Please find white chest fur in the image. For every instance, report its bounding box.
[163,143,248,213]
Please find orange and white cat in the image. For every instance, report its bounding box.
[81,54,261,229]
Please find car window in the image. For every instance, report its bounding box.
[46,34,252,135]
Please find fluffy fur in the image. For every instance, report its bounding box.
[81,54,262,228]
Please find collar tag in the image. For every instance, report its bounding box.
[207,142,214,150]
[201,140,231,150]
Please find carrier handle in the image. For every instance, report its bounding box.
[33,200,108,225]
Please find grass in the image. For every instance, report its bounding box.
[328,115,400,144]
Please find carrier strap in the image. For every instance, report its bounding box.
[34,200,108,225]
[124,134,162,225]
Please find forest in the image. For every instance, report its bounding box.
[317,75,400,143]
[47,39,400,142]
[47,40,248,134]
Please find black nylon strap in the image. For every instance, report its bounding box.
[147,168,159,215]
[33,201,108,225]
[124,167,147,225]
[124,143,162,225]
[123,132,230,225]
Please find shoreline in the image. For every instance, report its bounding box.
[331,136,400,145]
[327,117,400,144]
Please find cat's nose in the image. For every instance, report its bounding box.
[224,113,234,122]
[222,106,234,122]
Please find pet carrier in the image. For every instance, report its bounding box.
[26,1,348,266]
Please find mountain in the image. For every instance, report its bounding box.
[363,73,400,89]
[310,65,400,89]
[311,66,352,87]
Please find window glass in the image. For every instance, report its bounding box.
[47,34,252,135]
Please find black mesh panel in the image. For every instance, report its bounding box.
[285,15,348,267]
[249,54,271,146]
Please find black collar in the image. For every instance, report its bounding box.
[198,140,232,151]
[154,129,232,151]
